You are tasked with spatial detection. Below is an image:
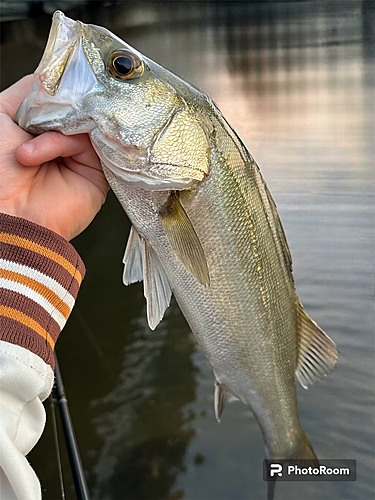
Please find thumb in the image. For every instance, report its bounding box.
[0,75,34,119]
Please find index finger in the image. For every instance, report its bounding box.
[0,75,35,119]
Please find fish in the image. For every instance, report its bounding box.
[16,11,339,498]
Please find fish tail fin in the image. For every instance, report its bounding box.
[267,430,318,500]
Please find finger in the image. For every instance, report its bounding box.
[16,131,101,170]
[0,75,35,118]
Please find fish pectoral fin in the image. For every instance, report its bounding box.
[143,241,172,330]
[123,226,144,285]
[159,192,210,286]
[296,300,339,389]
[214,379,239,422]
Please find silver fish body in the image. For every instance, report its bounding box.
[16,11,338,472]
[106,119,302,459]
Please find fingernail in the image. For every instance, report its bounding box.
[22,142,34,153]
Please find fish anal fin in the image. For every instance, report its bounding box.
[159,192,210,286]
[123,226,143,285]
[143,242,172,330]
[214,379,239,422]
[296,300,339,389]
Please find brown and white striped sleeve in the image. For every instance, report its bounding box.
[0,213,85,369]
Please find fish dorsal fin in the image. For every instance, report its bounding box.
[159,192,210,286]
[264,183,293,277]
[143,241,172,330]
[123,226,143,285]
[296,300,339,389]
[214,379,239,422]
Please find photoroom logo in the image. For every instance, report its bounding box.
[269,464,283,477]
[264,459,356,482]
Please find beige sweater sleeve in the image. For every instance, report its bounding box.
[0,213,85,499]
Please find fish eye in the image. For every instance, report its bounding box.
[108,50,144,81]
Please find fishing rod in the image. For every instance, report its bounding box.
[53,353,91,500]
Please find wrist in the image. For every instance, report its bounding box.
[0,213,85,368]
[0,204,71,241]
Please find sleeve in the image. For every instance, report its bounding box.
[0,213,85,500]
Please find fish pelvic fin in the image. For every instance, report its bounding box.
[296,299,339,389]
[159,192,210,286]
[123,226,172,330]
[143,241,172,330]
[123,226,143,285]
[214,379,239,422]
[267,430,318,500]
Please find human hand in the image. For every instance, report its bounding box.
[0,75,108,241]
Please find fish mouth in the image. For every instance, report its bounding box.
[15,11,99,133]
[36,10,81,96]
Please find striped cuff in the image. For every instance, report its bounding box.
[0,213,85,369]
